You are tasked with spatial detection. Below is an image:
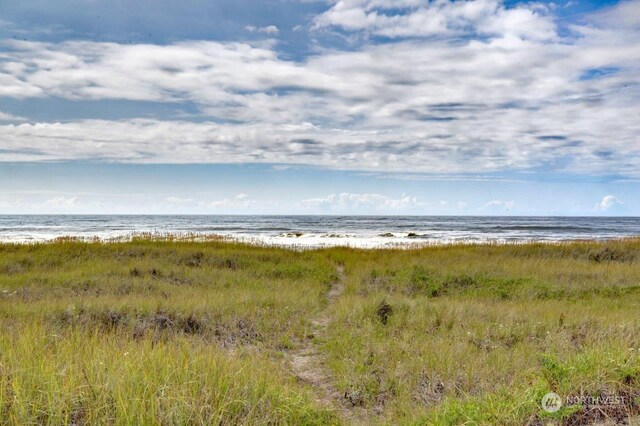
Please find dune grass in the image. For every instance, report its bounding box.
[1,238,639,424]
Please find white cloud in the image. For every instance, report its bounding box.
[485,200,516,209]
[0,197,25,209]
[43,196,79,208]
[595,195,622,210]
[0,194,112,213]
[205,193,254,209]
[313,0,557,40]
[245,25,279,34]
[0,0,638,176]
[0,111,26,122]
[301,192,425,211]
[164,196,193,204]
[589,0,640,29]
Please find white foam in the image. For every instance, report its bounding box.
[0,230,516,248]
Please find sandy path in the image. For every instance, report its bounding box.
[288,264,371,424]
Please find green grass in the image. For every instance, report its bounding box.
[1,238,640,424]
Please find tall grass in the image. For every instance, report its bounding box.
[321,240,640,424]
[1,238,639,424]
[0,240,338,425]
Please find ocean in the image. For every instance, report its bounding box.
[0,215,638,248]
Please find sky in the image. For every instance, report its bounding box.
[0,0,638,215]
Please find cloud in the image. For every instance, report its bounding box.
[0,105,637,176]
[485,200,516,209]
[313,0,557,40]
[595,195,622,211]
[0,193,110,213]
[164,196,193,204]
[301,192,425,211]
[0,1,638,177]
[0,196,25,209]
[205,193,254,209]
[43,196,79,208]
[245,25,279,34]
[588,0,640,30]
[0,111,26,122]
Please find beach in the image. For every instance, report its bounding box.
[2,215,639,247]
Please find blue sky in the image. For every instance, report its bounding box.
[0,0,638,215]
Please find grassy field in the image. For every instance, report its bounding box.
[1,238,640,425]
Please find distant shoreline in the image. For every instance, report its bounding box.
[2,215,639,248]
[2,232,640,250]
